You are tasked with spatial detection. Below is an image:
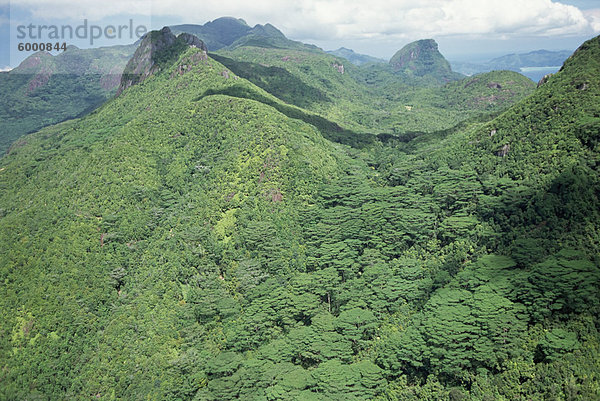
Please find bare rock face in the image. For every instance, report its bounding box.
[333,62,344,74]
[537,73,553,87]
[178,33,208,51]
[117,27,207,95]
[26,68,52,95]
[389,39,453,77]
[496,144,510,157]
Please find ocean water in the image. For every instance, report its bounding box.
[519,66,562,82]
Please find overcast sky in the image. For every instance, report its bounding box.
[2,0,599,68]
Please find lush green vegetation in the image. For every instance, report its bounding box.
[215,45,534,136]
[0,45,134,155]
[0,27,599,400]
[0,25,532,157]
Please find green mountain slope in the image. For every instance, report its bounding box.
[215,44,533,136]
[0,23,531,157]
[0,44,135,155]
[1,26,598,401]
[0,18,313,157]
[373,34,600,398]
[0,31,351,400]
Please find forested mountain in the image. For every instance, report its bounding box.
[0,22,599,401]
[213,42,533,136]
[389,39,463,81]
[170,17,318,52]
[0,18,313,156]
[0,21,531,156]
[0,44,135,154]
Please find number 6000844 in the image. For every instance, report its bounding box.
[17,42,67,52]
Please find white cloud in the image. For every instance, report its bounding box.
[8,0,600,41]
[584,8,600,31]
[0,66,12,72]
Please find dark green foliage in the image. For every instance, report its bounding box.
[196,84,374,148]
[210,53,331,109]
[536,329,580,362]
[525,249,600,321]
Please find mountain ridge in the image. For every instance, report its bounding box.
[0,27,599,400]
[326,47,386,66]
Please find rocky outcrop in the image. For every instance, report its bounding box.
[333,62,344,74]
[389,39,453,77]
[26,68,52,95]
[178,33,208,51]
[496,144,510,157]
[117,27,207,95]
[537,73,553,87]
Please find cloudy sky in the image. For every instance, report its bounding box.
[2,0,599,68]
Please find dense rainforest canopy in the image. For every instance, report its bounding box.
[0,24,599,400]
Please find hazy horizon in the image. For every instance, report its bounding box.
[2,0,599,68]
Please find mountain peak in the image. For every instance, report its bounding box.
[117,27,206,95]
[389,39,454,77]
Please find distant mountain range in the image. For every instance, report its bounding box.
[451,49,573,79]
[0,44,134,154]
[0,17,570,155]
[326,48,386,66]
[170,17,319,52]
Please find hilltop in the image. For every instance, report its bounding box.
[389,39,463,81]
[170,17,317,52]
